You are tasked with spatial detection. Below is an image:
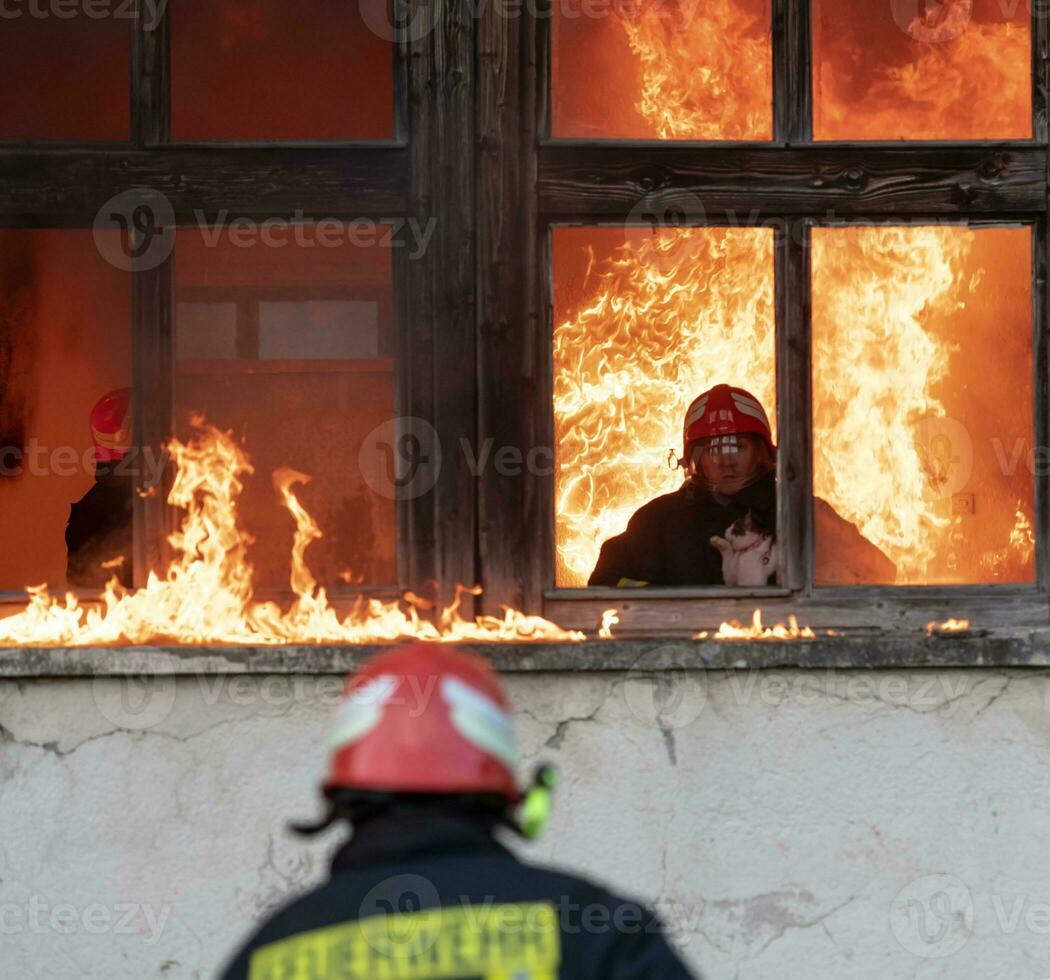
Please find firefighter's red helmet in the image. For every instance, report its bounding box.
[683,383,775,458]
[324,643,520,803]
[90,388,133,463]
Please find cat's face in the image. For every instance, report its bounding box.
[727,511,768,552]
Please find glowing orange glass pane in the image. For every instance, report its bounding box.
[0,231,131,590]
[813,0,1032,140]
[0,17,128,140]
[552,226,776,587]
[552,0,772,140]
[812,225,1034,585]
[174,227,396,589]
[172,0,393,140]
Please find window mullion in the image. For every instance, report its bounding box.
[775,218,812,594]
[131,254,175,588]
[772,0,812,144]
[1034,216,1049,591]
[130,0,170,147]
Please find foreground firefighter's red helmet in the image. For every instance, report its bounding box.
[683,383,775,458]
[324,643,520,802]
[90,388,133,462]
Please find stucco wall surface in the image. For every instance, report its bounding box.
[1,667,1049,979]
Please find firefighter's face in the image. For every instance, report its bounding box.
[690,433,765,493]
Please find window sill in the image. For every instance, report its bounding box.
[3,628,1050,677]
[544,585,1047,633]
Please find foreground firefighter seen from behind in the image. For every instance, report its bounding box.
[219,643,699,980]
[589,384,896,587]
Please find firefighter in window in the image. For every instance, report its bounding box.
[588,383,896,587]
[65,388,134,590]
[218,643,700,980]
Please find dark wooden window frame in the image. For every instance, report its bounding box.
[0,0,1048,640]
[476,0,1050,633]
[0,0,476,611]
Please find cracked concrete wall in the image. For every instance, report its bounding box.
[2,668,1050,979]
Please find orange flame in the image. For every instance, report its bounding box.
[980,503,1035,579]
[812,227,965,582]
[815,4,1031,141]
[616,0,771,139]
[925,617,971,635]
[813,227,1034,584]
[0,424,585,647]
[695,609,822,640]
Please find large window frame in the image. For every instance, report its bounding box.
[475,0,1050,631]
[0,0,1048,638]
[0,0,479,611]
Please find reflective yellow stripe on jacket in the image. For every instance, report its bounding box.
[248,901,561,980]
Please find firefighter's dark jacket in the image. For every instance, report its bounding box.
[589,469,897,586]
[64,463,133,589]
[590,469,778,586]
[218,813,700,979]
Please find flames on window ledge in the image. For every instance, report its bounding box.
[0,422,588,648]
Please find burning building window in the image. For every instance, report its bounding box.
[0,230,131,592]
[551,0,772,139]
[173,226,397,591]
[552,226,776,587]
[813,0,1032,140]
[171,0,393,140]
[812,225,1034,585]
[0,14,128,140]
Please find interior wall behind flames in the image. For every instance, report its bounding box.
[0,231,131,592]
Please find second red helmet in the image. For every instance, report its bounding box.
[683,383,775,458]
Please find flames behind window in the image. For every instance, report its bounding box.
[174,227,397,591]
[552,227,776,587]
[172,0,393,140]
[813,0,1031,140]
[552,0,772,139]
[812,225,1034,585]
[0,231,131,590]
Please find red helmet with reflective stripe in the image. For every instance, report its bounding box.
[324,643,520,803]
[90,388,133,462]
[683,384,775,458]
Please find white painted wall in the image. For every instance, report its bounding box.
[2,668,1049,979]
